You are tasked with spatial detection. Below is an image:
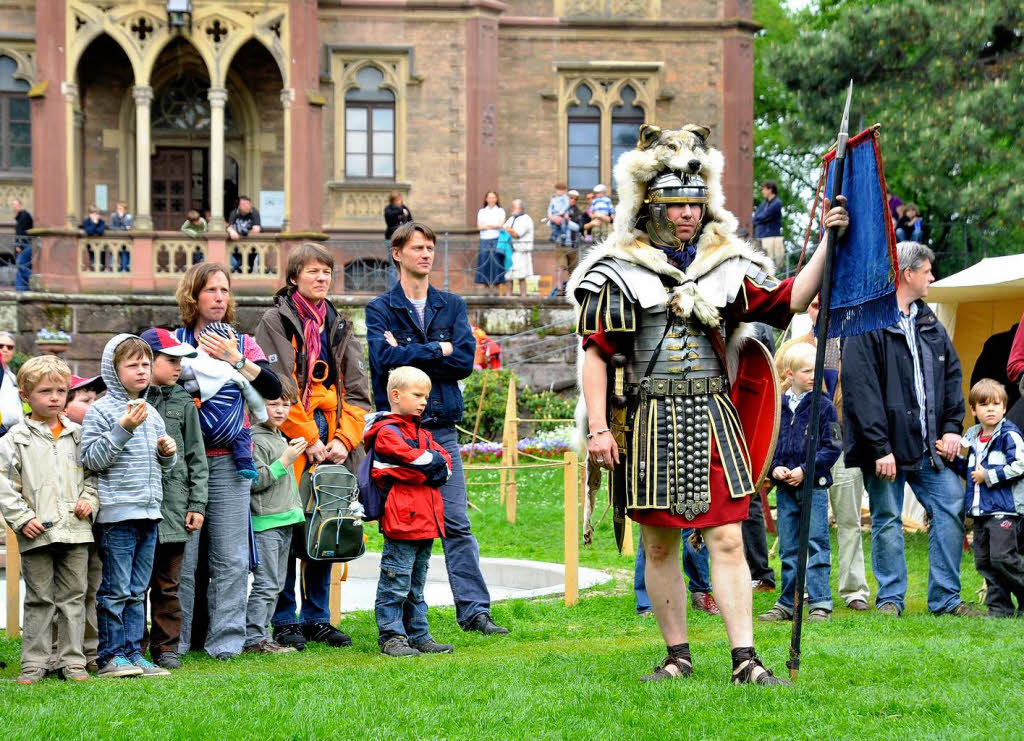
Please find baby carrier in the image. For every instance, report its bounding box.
[302,464,366,562]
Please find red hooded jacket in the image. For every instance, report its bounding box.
[364,413,451,540]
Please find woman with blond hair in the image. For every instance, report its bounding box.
[174,262,282,660]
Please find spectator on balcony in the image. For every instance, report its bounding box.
[81,206,106,237]
[10,198,32,291]
[546,182,570,244]
[384,192,413,241]
[584,184,614,242]
[503,199,534,296]
[109,201,134,232]
[255,242,371,651]
[173,262,282,660]
[895,203,925,244]
[753,180,784,269]
[181,210,208,238]
[226,196,261,242]
[0,330,21,432]
[475,191,506,290]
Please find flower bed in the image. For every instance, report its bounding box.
[461,426,576,462]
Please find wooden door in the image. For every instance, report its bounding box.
[151,148,192,231]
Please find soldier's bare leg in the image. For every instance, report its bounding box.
[704,522,754,648]
[641,525,688,645]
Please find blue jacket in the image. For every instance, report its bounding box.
[752,197,782,239]
[951,419,1024,516]
[365,282,475,428]
[770,390,842,488]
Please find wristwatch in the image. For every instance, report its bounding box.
[233,357,245,371]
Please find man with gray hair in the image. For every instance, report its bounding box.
[841,242,981,617]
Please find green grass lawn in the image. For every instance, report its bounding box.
[3,465,1024,740]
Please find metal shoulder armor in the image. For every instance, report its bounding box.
[574,257,640,336]
[744,260,781,291]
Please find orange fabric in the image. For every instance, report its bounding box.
[50,421,63,440]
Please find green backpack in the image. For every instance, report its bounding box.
[300,464,366,563]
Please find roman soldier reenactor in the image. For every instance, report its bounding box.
[570,124,849,684]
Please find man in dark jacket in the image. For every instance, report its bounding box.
[841,241,978,617]
[365,222,508,635]
[752,180,783,268]
[11,197,33,291]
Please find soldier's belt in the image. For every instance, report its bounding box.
[626,376,728,397]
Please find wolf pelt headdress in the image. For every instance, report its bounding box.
[569,124,772,455]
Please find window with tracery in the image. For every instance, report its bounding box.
[153,76,235,132]
[344,66,395,179]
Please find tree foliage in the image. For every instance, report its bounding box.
[755,0,1024,266]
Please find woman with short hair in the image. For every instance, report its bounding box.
[255,242,371,649]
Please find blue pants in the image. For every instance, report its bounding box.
[895,226,924,243]
[96,519,158,666]
[375,537,433,645]
[430,425,493,628]
[774,485,833,613]
[634,529,711,614]
[14,240,32,291]
[864,463,965,614]
[272,537,332,627]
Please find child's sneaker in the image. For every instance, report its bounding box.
[244,639,298,655]
[129,654,171,677]
[807,608,831,622]
[410,639,453,654]
[60,666,90,682]
[303,622,352,647]
[757,606,792,622]
[98,656,143,678]
[381,636,421,657]
[155,652,182,670]
[16,667,47,685]
[272,623,307,651]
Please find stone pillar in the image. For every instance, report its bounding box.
[32,0,68,230]
[721,1,756,236]
[208,87,228,231]
[62,82,80,228]
[287,0,323,232]
[465,14,501,228]
[133,85,154,230]
[280,88,294,231]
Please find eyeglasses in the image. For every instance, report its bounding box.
[0,344,14,350]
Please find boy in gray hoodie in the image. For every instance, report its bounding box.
[81,334,178,678]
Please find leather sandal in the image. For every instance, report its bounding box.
[639,654,693,682]
[731,653,790,686]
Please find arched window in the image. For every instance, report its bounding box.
[0,56,30,173]
[611,85,644,188]
[567,84,600,191]
[153,76,235,131]
[344,257,388,293]
[345,66,395,179]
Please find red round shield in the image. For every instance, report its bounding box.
[729,336,781,489]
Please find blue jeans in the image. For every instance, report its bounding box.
[375,537,433,645]
[118,247,131,273]
[895,226,924,243]
[96,519,158,665]
[775,485,833,613]
[864,462,965,614]
[14,240,32,291]
[634,529,711,614]
[272,533,332,627]
[430,425,492,627]
[549,219,567,243]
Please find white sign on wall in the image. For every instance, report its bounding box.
[259,191,285,228]
[94,184,108,212]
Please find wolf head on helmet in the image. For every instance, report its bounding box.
[611,123,739,250]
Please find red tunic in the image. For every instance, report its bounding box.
[586,274,795,530]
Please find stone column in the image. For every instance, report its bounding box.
[464,15,500,228]
[208,87,228,231]
[61,82,80,228]
[280,88,294,231]
[287,0,323,232]
[132,85,154,230]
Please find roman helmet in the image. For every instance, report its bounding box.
[638,168,710,249]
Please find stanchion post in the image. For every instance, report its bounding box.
[623,515,635,557]
[5,525,21,638]
[563,451,579,606]
[329,562,345,625]
[503,377,519,524]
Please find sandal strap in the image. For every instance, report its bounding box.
[731,654,790,686]
[640,654,693,682]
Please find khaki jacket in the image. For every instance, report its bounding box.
[0,415,100,553]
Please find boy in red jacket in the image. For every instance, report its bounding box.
[364,366,453,657]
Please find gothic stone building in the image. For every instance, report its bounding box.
[0,0,755,295]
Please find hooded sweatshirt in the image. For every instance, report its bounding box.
[81,333,177,524]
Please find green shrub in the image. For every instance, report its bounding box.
[520,387,576,433]
[459,369,576,442]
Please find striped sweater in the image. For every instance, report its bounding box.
[81,333,177,523]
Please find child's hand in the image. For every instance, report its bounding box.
[157,435,177,457]
[74,499,92,519]
[281,438,308,467]
[971,466,986,484]
[185,511,205,532]
[22,518,45,539]
[785,467,805,486]
[120,401,148,432]
[772,466,789,481]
